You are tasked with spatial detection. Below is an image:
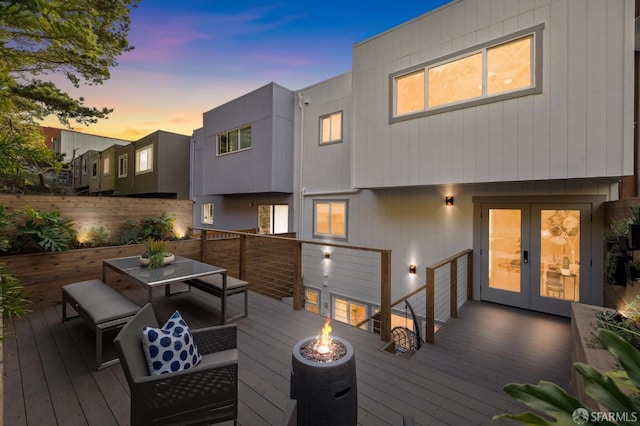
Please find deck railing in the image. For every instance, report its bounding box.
[191,228,470,345]
[355,249,473,345]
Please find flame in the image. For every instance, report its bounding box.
[315,317,333,355]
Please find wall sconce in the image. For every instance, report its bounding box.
[325,251,331,259]
[445,196,454,206]
[409,264,417,274]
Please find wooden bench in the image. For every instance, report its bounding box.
[62,279,141,370]
[183,274,248,323]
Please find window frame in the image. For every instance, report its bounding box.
[258,204,289,234]
[332,294,368,330]
[319,111,343,145]
[91,159,98,179]
[389,24,543,123]
[304,287,321,314]
[216,124,252,156]
[312,199,348,241]
[102,155,111,177]
[118,154,128,178]
[202,202,214,225]
[135,145,153,175]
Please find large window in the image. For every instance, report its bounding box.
[391,24,542,122]
[258,204,289,234]
[135,145,153,174]
[118,154,128,178]
[202,203,214,225]
[217,125,252,155]
[320,111,343,144]
[313,200,347,240]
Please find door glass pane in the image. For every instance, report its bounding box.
[540,210,580,301]
[488,209,521,292]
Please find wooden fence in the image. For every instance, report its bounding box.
[0,194,194,239]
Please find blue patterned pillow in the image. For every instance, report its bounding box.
[141,310,203,375]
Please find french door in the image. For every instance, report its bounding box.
[480,203,591,317]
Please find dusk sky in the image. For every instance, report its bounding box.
[40,0,450,141]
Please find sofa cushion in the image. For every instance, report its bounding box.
[142,311,202,375]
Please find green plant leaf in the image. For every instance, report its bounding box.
[575,362,639,424]
[599,328,640,390]
[494,381,593,425]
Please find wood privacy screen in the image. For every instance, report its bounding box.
[0,194,194,239]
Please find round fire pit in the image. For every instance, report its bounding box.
[290,335,357,426]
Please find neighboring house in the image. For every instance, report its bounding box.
[41,126,130,164]
[72,150,99,193]
[294,0,636,322]
[86,144,120,195]
[114,130,191,200]
[191,82,295,233]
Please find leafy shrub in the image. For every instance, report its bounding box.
[140,213,176,241]
[13,206,76,253]
[81,225,112,247]
[0,205,17,253]
[0,264,30,338]
[114,219,142,245]
[495,328,640,425]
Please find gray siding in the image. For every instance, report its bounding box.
[351,0,634,188]
[200,82,295,195]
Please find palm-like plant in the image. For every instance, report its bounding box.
[495,328,640,425]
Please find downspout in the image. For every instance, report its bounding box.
[297,93,309,239]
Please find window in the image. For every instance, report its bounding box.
[314,200,347,240]
[202,203,214,225]
[118,154,128,178]
[103,156,111,176]
[91,160,98,178]
[217,125,252,155]
[320,112,343,144]
[82,159,88,175]
[258,204,289,234]
[304,288,320,314]
[135,145,153,174]
[391,24,542,122]
[333,296,367,329]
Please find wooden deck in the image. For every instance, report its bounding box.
[2,285,571,425]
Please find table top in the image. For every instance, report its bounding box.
[103,255,226,287]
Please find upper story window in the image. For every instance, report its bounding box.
[91,160,98,179]
[118,154,128,178]
[202,203,214,225]
[391,24,543,123]
[82,159,88,175]
[313,199,348,241]
[102,155,111,176]
[135,145,153,175]
[320,111,343,144]
[217,125,252,155]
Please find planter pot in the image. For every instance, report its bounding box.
[139,253,175,267]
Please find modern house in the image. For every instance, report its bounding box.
[294,0,636,322]
[191,82,296,233]
[114,130,191,200]
[72,149,99,193]
[41,126,130,164]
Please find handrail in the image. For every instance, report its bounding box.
[354,249,473,345]
[194,227,393,342]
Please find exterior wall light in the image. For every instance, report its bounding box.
[325,251,331,259]
[409,264,417,274]
[445,196,454,206]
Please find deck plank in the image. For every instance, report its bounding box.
[3,289,571,426]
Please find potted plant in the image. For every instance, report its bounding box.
[140,238,174,269]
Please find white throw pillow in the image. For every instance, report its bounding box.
[142,310,202,375]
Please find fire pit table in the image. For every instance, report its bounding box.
[290,321,357,425]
